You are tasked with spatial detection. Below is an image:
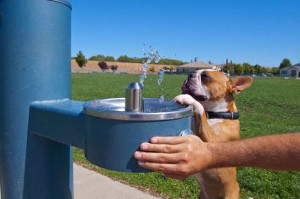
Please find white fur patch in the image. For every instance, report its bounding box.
[173,94,204,115]
[208,119,224,135]
[207,119,224,126]
[200,100,228,112]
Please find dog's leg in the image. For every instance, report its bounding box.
[174,94,216,142]
[175,94,239,199]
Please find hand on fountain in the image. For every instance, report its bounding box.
[134,135,212,179]
[135,133,300,178]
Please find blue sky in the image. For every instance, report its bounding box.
[69,0,299,67]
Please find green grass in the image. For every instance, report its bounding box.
[72,73,300,199]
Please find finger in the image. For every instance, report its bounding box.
[137,161,181,174]
[150,135,193,145]
[139,142,182,153]
[134,151,181,163]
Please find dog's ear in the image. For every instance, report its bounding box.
[230,76,253,94]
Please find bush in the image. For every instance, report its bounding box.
[163,66,170,71]
[149,66,156,72]
[98,61,109,71]
[110,65,118,71]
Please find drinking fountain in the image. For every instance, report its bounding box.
[84,82,192,172]
[0,0,192,198]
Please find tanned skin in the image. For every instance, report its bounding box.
[134,133,300,178]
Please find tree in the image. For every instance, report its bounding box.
[89,54,115,61]
[279,58,292,69]
[105,56,115,61]
[234,64,243,75]
[89,54,106,61]
[75,51,87,68]
[253,64,263,75]
[223,59,234,75]
[98,61,109,71]
[242,63,254,75]
[117,55,130,62]
[158,59,184,65]
[270,67,279,75]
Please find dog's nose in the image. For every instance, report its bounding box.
[188,73,197,79]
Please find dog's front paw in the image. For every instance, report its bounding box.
[174,94,196,106]
[173,94,204,115]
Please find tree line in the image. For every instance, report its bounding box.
[223,61,277,76]
[74,51,294,76]
[223,58,293,76]
[74,51,184,68]
[89,54,184,65]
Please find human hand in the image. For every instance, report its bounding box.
[134,135,212,179]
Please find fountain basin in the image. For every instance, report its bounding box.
[84,98,192,172]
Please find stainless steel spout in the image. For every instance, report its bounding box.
[125,82,144,112]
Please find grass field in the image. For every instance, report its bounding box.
[72,73,300,199]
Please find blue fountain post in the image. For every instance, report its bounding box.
[0,0,72,198]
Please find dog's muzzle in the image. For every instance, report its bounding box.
[181,73,208,101]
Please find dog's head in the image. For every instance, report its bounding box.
[182,69,252,110]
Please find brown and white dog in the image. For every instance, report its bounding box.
[174,69,252,199]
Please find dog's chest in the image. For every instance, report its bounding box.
[207,119,224,135]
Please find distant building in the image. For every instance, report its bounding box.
[176,62,222,73]
[280,63,300,78]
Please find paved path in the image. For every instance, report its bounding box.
[74,164,159,199]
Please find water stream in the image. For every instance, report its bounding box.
[139,46,165,102]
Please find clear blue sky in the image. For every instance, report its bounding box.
[69,0,299,67]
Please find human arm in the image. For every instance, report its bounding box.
[134,133,300,179]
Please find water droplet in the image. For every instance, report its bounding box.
[157,69,164,86]
[159,95,164,103]
[179,129,193,136]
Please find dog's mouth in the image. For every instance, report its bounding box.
[181,77,208,102]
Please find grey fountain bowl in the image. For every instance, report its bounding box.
[83,98,192,172]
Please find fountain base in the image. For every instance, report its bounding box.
[84,98,192,172]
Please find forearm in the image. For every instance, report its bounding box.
[207,133,300,171]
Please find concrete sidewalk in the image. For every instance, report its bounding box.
[74,164,159,199]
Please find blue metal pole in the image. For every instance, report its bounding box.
[0,0,72,198]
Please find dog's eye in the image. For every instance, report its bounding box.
[201,73,210,80]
